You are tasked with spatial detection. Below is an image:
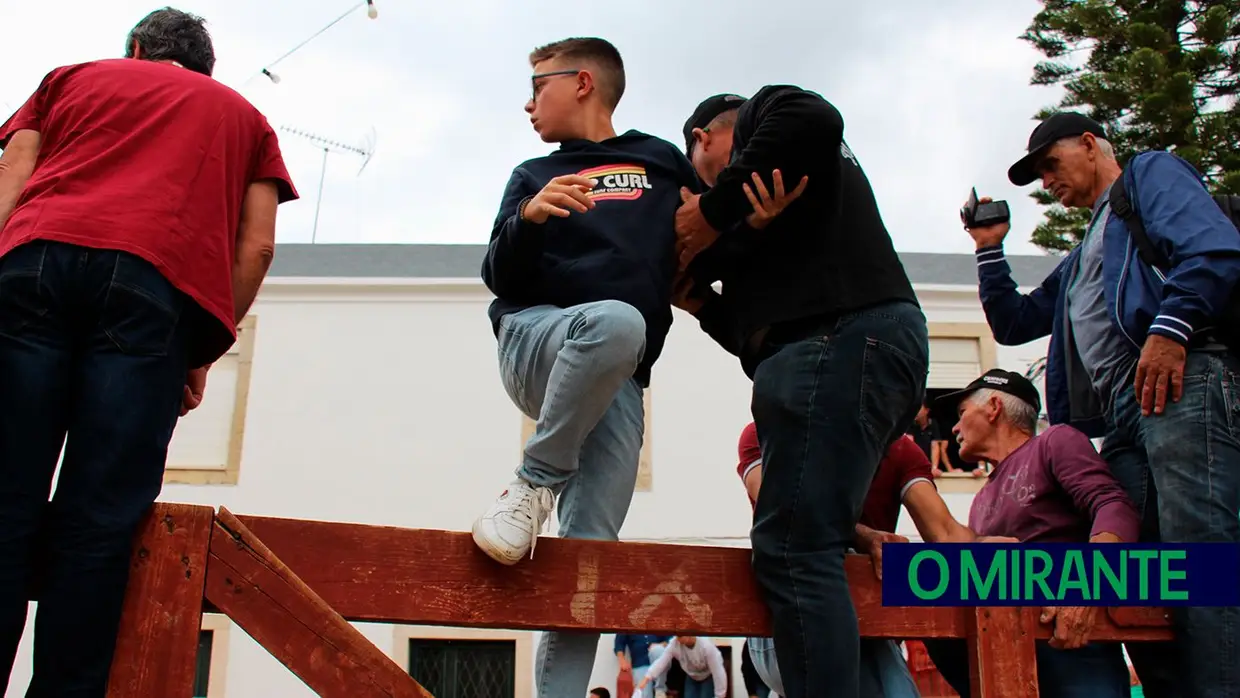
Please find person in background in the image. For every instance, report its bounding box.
[909,403,956,475]
[615,633,672,698]
[638,636,726,698]
[737,421,980,697]
[0,8,296,696]
[740,641,771,698]
[590,688,611,698]
[924,369,1140,697]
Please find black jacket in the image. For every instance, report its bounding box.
[688,85,918,376]
[481,130,699,386]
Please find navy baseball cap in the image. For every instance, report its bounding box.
[933,369,1042,420]
[683,93,747,155]
[1007,112,1108,186]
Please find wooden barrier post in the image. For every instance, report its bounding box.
[967,606,1039,697]
[107,503,215,698]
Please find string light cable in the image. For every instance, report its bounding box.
[248,0,378,86]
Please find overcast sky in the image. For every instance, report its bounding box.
[0,0,1064,257]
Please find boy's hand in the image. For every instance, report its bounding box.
[522,175,598,224]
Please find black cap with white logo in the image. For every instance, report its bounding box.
[1007,112,1108,187]
[933,369,1042,420]
[683,93,747,155]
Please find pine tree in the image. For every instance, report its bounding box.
[1021,0,1240,253]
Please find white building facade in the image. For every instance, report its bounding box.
[8,244,1058,698]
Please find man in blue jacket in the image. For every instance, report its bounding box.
[966,112,1240,698]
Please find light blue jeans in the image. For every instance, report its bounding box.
[496,301,647,698]
[643,643,668,695]
[748,636,921,698]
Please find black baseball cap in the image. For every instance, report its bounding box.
[683,93,747,155]
[1007,112,1107,186]
[933,369,1042,421]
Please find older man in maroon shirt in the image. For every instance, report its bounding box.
[924,369,1141,698]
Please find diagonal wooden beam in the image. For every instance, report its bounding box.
[205,508,431,698]
[107,503,215,698]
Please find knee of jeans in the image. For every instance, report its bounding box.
[577,301,646,365]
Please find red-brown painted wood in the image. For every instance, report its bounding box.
[205,508,431,698]
[237,515,1174,644]
[968,606,1040,697]
[107,503,215,698]
[238,515,967,638]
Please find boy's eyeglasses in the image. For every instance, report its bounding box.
[530,69,580,103]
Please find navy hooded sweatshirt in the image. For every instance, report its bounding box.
[481,130,700,386]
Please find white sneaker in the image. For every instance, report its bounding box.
[472,479,554,565]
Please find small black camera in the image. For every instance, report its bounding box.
[960,187,1011,228]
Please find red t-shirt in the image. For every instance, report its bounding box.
[0,58,297,363]
[736,423,934,533]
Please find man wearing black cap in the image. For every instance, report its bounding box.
[922,369,1139,698]
[672,85,929,698]
[965,112,1240,697]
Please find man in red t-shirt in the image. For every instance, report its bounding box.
[0,9,296,694]
[737,421,978,697]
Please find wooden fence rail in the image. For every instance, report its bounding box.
[103,503,1175,698]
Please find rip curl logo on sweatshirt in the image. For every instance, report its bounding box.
[577,164,653,201]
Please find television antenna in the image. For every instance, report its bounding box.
[278,125,376,243]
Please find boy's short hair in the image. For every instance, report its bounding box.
[588,689,611,698]
[529,37,625,111]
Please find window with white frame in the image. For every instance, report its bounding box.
[394,627,533,698]
[193,613,230,698]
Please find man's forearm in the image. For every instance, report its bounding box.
[0,173,25,230]
[232,180,280,324]
[232,243,273,323]
[931,521,977,543]
[0,130,42,229]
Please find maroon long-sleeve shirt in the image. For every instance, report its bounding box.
[969,425,1140,543]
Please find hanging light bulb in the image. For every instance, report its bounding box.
[261,68,281,84]
[366,0,378,19]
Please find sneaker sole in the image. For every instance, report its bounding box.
[471,518,525,566]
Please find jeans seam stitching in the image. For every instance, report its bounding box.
[781,335,829,688]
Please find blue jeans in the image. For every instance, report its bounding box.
[682,675,715,698]
[749,300,929,698]
[922,639,1129,697]
[495,301,647,698]
[747,636,920,698]
[0,241,194,697]
[646,643,667,694]
[1102,349,1240,698]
